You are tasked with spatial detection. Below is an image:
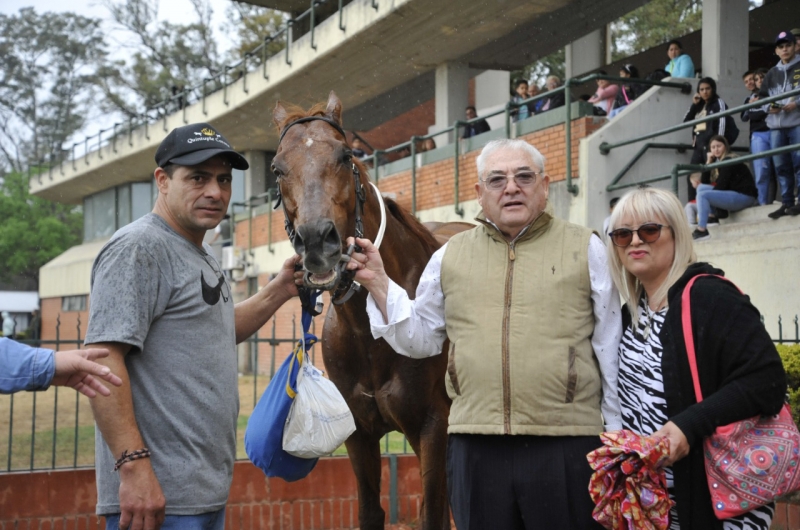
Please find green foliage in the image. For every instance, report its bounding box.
[0,171,82,287]
[610,0,702,61]
[0,7,107,172]
[777,344,800,426]
[222,3,286,66]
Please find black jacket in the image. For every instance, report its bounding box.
[710,157,758,197]
[741,93,769,135]
[684,97,729,143]
[540,92,565,112]
[623,263,786,530]
[462,119,490,139]
[613,82,645,109]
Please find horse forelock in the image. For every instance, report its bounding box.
[275,102,346,141]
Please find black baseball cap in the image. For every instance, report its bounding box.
[775,31,795,46]
[155,123,249,170]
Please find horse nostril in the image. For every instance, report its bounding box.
[292,232,306,256]
[321,222,341,256]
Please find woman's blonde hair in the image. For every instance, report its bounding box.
[606,187,697,309]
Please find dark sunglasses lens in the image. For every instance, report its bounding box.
[610,229,633,247]
[638,225,662,242]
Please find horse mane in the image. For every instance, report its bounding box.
[382,196,441,254]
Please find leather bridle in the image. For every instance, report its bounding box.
[274,115,383,314]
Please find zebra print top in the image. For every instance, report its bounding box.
[618,298,772,530]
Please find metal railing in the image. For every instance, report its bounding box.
[28,0,366,185]
[601,86,800,193]
[1,310,410,473]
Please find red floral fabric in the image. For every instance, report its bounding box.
[587,430,674,530]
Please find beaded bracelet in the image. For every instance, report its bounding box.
[114,448,151,472]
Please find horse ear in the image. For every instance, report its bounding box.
[325,91,343,125]
[273,101,288,128]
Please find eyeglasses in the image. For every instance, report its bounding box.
[480,172,541,191]
[608,223,669,248]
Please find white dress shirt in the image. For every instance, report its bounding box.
[366,234,623,430]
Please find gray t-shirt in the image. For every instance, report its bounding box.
[85,213,238,515]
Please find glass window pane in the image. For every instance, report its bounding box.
[93,188,116,239]
[132,182,152,221]
[152,177,158,208]
[117,185,131,228]
[83,196,94,242]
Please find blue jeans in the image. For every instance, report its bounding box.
[751,131,775,205]
[609,105,627,118]
[696,184,758,229]
[770,126,800,207]
[105,508,225,530]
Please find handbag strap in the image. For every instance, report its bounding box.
[680,273,743,404]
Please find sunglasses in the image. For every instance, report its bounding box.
[609,223,669,248]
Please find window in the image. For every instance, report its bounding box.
[61,295,87,312]
[117,184,131,228]
[132,181,153,221]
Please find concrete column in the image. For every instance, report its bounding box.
[701,0,749,145]
[564,29,605,79]
[475,70,511,133]
[434,61,469,145]
[243,150,277,203]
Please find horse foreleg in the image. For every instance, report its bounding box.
[344,429,385,530]
[408,410,451,530]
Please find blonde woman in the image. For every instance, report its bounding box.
[604,187,785,530]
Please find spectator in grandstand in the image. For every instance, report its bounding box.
[741,69,775,205]
[419,137,437,152]
[609,64,645,118]
[587,71,619,116]
[606,186,783,530]
[792,28,800,54]
[0,338,122,396]
[684,172,702,225]
[351,137,368,160]
[692,135,758,241]
[759,30,800,219]
[527,82,545,114]
[511,79,530,122]
[683,77,734,202]
[462,106,491,138]
[539,75,565,112]
[664,39,695,78]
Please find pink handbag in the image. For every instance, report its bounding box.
[681,274,800,519]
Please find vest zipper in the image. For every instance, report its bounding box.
[502,242,516,434]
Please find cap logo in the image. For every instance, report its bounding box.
[201,127,216,136]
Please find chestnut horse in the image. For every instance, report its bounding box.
[272,91,456,530]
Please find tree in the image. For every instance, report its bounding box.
[0,8,107,173]
[610,0,702,61]
[222,2,287,66]
[0,171,82,288]
[96,0,224,118]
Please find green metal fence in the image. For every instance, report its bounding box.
[0,313,411,473]
[2,311,796,472]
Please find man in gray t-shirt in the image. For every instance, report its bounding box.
[86,123,300,530]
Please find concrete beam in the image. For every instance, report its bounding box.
[565,29,606,79]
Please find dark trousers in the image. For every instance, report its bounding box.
[447,433,604,530]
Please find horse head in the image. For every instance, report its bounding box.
[272,91,368,293]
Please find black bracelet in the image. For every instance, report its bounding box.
[113,448,151,472]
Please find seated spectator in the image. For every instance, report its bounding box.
[587,71,618,116]
[511,79,530,122]
[692,135,758,240]
[684,172,702,225]
[462,106,491,138]
[760,31,800,219]
[539,75,565,112]
[352,137,368,160]
[419,137,436,152]
[664,39,695,78]
[683,77,735,202]
[741,69,775,205]
[609,64,645,118]
[527,83,545,114]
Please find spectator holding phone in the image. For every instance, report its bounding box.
[759,31,800,219]
[742,69,775,205]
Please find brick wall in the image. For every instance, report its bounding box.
[0,455,424,530]
[40,297,90,349]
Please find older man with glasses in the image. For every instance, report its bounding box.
[344,138,621,529]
